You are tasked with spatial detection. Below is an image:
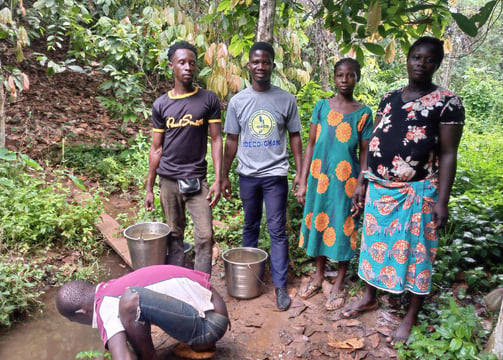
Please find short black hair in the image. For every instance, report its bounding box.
[334,58,362,82]
[249,42,275,61]
[407,36,444,66]
[167,41,198,62]
[55,280,95,319]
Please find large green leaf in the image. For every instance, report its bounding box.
[472,0,497,27]
[363,42,385,55]
[451,12,478,37]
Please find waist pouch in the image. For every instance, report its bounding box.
[177,178,201,194]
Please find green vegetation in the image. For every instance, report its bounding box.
[434,130,503,291]
[76,350,111,360]
[0,257,44,327]
[397,297,497,360]
[0,149,104,327]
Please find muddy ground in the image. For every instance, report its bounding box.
[5,47,410,359]
[154,260,403,360]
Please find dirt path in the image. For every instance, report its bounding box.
[149,257,400,359]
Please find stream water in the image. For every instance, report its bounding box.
[0,252,130,360]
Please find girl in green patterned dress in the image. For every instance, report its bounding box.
[296,58,373,311]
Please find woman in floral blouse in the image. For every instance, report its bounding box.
[340,37,465,345]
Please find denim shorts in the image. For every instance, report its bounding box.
[131,287,228,346]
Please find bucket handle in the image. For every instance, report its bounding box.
[137,213,161,242]
[247,263,267,286]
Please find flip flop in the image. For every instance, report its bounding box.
[299,282,322,299]
[340,301,378,319]
[173,343,216,359]
[325,290,346,311]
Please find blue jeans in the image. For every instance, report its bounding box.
[131,287,228,346]
[239,175,289,288]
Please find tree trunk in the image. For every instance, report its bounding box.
[257,0,276,43]
[0,82,5,148]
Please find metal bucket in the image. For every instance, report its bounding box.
[222,247,268,299]
[124,222,171,270]
[165,242,193,264]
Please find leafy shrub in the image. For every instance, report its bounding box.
[0,150,107,327]
[296,81,333,125]
[50,133,152,193]
[50,142,128,190]
[433,129,503,292]
[0,256,45,327]
[397,297,497,360]
[0,150,103,256]
[458,68,503,130]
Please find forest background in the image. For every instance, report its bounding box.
[0,0,502,358]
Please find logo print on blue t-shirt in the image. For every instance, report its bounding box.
[248,110,275,138]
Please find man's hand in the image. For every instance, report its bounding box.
[221,177,232,201]
[207,182,221,208]
[291,174,300,196]
[295,183,307,205]
[145,191,155,211]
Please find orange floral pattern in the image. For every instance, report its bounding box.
[317,173,329,194]
[305,212,313,229]
[298,233,304,247]
[336,160,352,181]
[343,216,355,236]
[336,122,352,142]
[357,113,369,132]
[350,231,358,250]
[315,123,322,143]
[358,176,440,294]
[327,110,343,126]
[314,212,330,232]
[345,177,357,197]
[310,158,322,179]
[323,227,336,246]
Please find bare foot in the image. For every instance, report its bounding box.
[386,318,414,345]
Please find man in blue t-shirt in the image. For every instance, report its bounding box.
[145,41,223,275]
[222,42,303,310]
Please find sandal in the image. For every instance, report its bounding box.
[299,282,322,299]
[173,343,216,359]
[340,301,378,319]
[325,290,347,311]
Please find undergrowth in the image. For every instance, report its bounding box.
[0,149,105,327]
[397,296,497,360]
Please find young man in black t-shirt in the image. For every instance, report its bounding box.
[145,41,223,275]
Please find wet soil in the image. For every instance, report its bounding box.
[187,266,402,360]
